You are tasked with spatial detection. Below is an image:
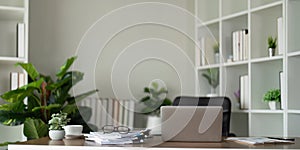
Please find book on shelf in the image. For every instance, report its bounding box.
[277,17,283,55]
[240,75,249,109]
[17,23,25,58]
[279,71,285,110]
[199,37,216,66]
[10,72,26,90]
[232,29,248,62]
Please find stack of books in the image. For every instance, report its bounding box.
[232,29,249,62]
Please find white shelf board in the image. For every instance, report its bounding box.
[251,1,283,13]
[251,109,284,114]
[221,10,248,21]
[0,6,24,20]
[287,110,300,114]
[223,60,248,67]
[251,55,283,64]
[0,56,26,62]
[196,64,221,70]
[232,109,250,113]
[200,18,220,26]
[287,51,300,57]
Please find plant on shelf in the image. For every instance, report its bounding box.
[213,43,220,63]
[48,112,70,140]
[139,82,172,117]
[202,68,219,96]
[263,89,280,110]
[0,56,98,140]
[267,36,277,57]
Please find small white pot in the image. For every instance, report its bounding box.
[268,101,277,110]
[269,48,275,57]
[49,130,65,140]
[147,116,161,135]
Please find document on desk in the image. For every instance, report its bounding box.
[225,137,294,145]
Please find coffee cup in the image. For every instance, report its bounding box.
[63,125,83,136]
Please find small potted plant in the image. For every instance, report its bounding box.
[263,89,281,110]
[268,36,277,57]
[213,43,220,63]
[48,112,71,140]
[202,68,219,97]
[140,81,172,134]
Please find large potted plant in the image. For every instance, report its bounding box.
[48,112,70,140]
[140,81,172,134]
[263,89,280,110]
[202,68,219,97]
[0,56,98,141]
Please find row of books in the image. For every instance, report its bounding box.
[10,72,26,90]
[232,29,249,62]
[80,98,135,129]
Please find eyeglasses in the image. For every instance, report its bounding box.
[102,125,131,134]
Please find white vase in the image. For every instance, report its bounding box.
[268,101,277,110]
[0,124,26,143]
[269,48,275,57]
[49,130,65,140]
[147,116,161,135]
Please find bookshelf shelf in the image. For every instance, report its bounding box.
[195,0,299,137]
[287,51,300,57]
[250,55,283,63]
[223,60,248,67]
[0,56,26,62]
[251,109,284,114]
[250,1,283,13]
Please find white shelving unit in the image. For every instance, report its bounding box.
[195,0,300,137]
[0,0,28,143]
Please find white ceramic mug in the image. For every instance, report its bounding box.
[63,125,83,135]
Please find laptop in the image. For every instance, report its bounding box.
[161,106,223,142]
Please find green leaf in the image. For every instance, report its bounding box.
[16,63,40,81]
[24,118,48,139]
[62,104,78,114]
[140,96,150,102]
[144,87,150,93]
[151,82,158,90]
[32,104,61,112]
[56,56,77,79]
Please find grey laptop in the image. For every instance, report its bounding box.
[161,106,223,142]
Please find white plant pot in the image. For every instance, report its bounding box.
[268,101,277,110]
[147,116,161,135]
[269,48,275,57]
[0,124,26,143]
[49,130,65,140]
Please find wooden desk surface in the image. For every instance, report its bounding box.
[8,136,300,150]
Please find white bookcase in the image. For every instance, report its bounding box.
[0,0,28,144]
[195,0,300,137]
[0,0,28,101]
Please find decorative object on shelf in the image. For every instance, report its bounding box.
[0,56,98,140]
[213,43,220,63]
[263,89,281,110]
[234,89,241,108]
[64,125,83,136]
[48,112,70,140]
[267,36,277,57]
[139,81,172,134]
[202,68,219,97]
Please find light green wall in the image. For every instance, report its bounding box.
[29,0,195,102]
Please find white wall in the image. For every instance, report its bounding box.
[29,0,195,104]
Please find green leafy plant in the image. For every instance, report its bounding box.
[213,43,219,54]
[140,82,172,116]
[48,112,70,130]
[202,68,219,90]
[263,89,281,102]
[268,36,277,49]
[0,56,98,139]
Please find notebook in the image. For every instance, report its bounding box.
[161,106,223,142]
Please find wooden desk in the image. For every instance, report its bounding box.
[8,136,300,150]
